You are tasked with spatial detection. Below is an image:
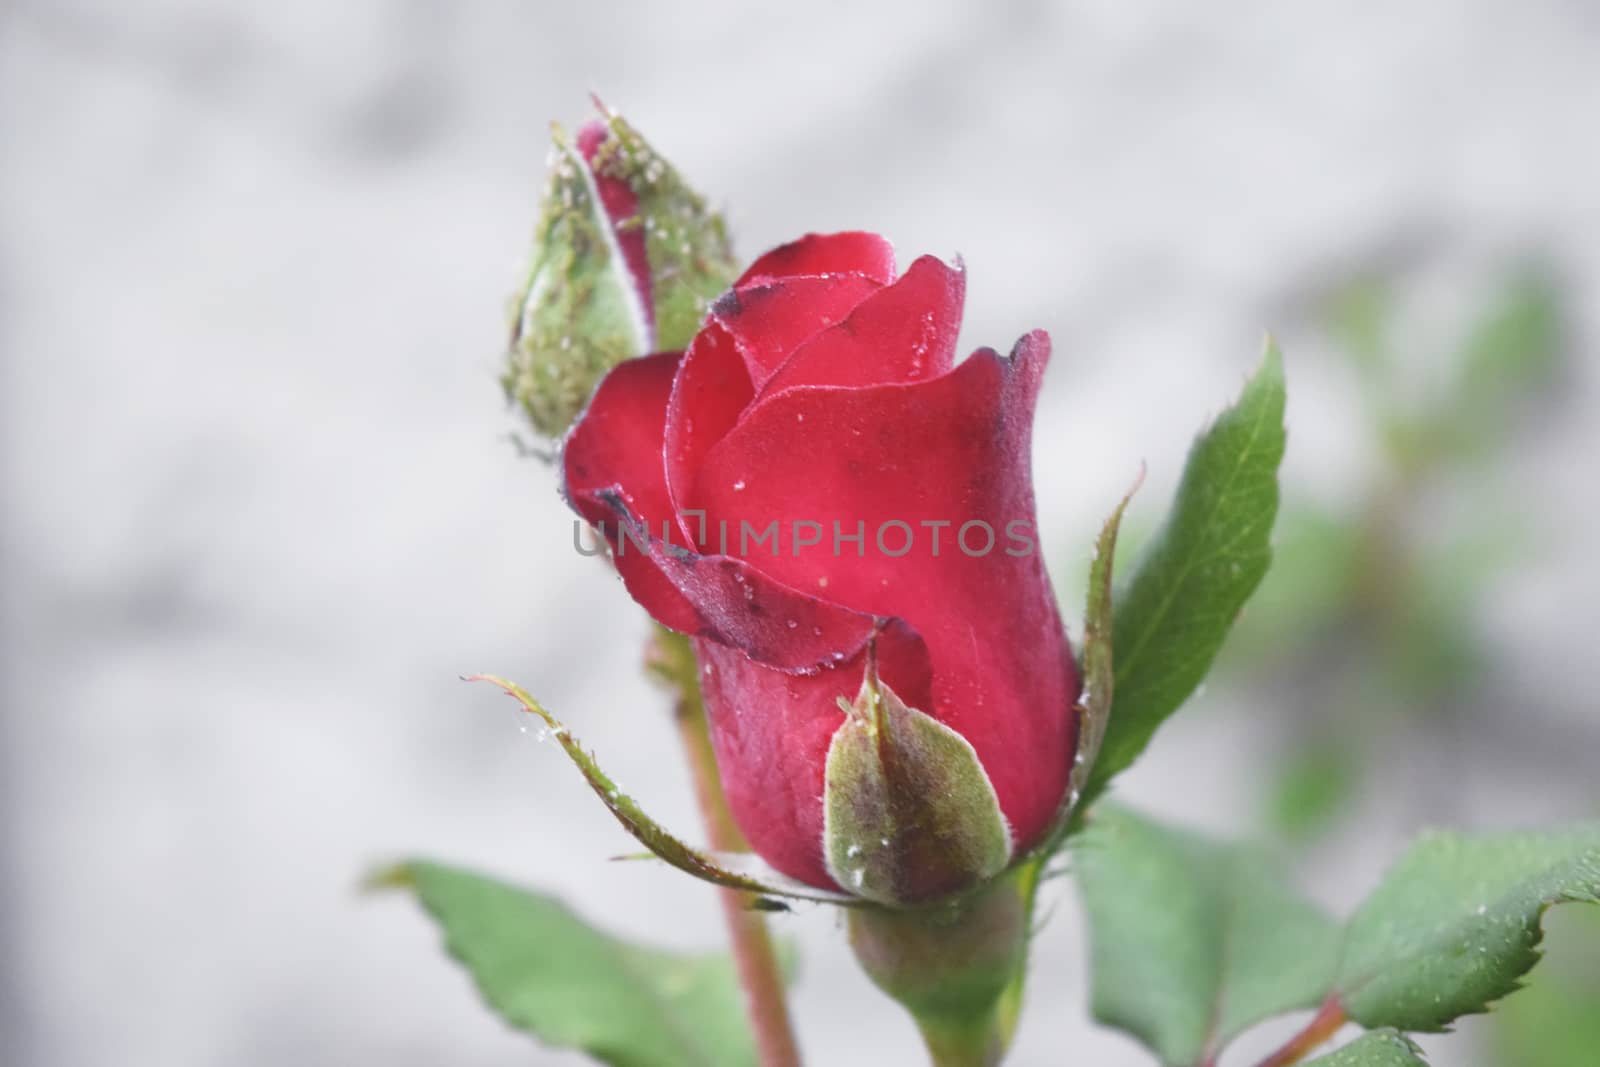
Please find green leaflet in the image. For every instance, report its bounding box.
[1337,822,1600,1031]
[1072,808,1600,1065]
[1083,342,1286,812]
[1074,805,1340,1066]
[373,861,761,1067]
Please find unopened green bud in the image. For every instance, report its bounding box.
[503,103,737,437]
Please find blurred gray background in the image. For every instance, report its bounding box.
[3,2,1598,1065]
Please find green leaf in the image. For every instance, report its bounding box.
[1074,805,1340,1066]
[1084,342,1286,809]
[374,860,762,1067]
[1302,1030,1429,1066]
[1336,821,1600,1031]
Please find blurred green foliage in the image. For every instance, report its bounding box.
[1223,262,1567,843]
[1220,261,1586,1066]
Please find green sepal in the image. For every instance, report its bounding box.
[470,674,852,904]
[823,663,1011,906]
[1040,472,1140,852]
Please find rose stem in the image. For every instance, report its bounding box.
[653,629,802,1067]
[1252,997,1348,1067]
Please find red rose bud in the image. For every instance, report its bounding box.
[561,232,1079,900]
[504,102,736,436]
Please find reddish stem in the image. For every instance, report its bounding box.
[1254,997,1348,1067]
[658,633,802,1067]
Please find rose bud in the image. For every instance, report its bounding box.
[561,232,1079,903]
[504,103,736,436]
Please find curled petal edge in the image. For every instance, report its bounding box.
[587,488,935,678]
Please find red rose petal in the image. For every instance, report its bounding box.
[691,332,1077,851]
[696,618,932,889]
[737,231,897,287]
[573,350,921,674]
[581,479,908,676]
[710,274,882,386]
[621,506,884,672]
[562,352,698,631]
[754,255,966,398]
[663,322,756,541]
